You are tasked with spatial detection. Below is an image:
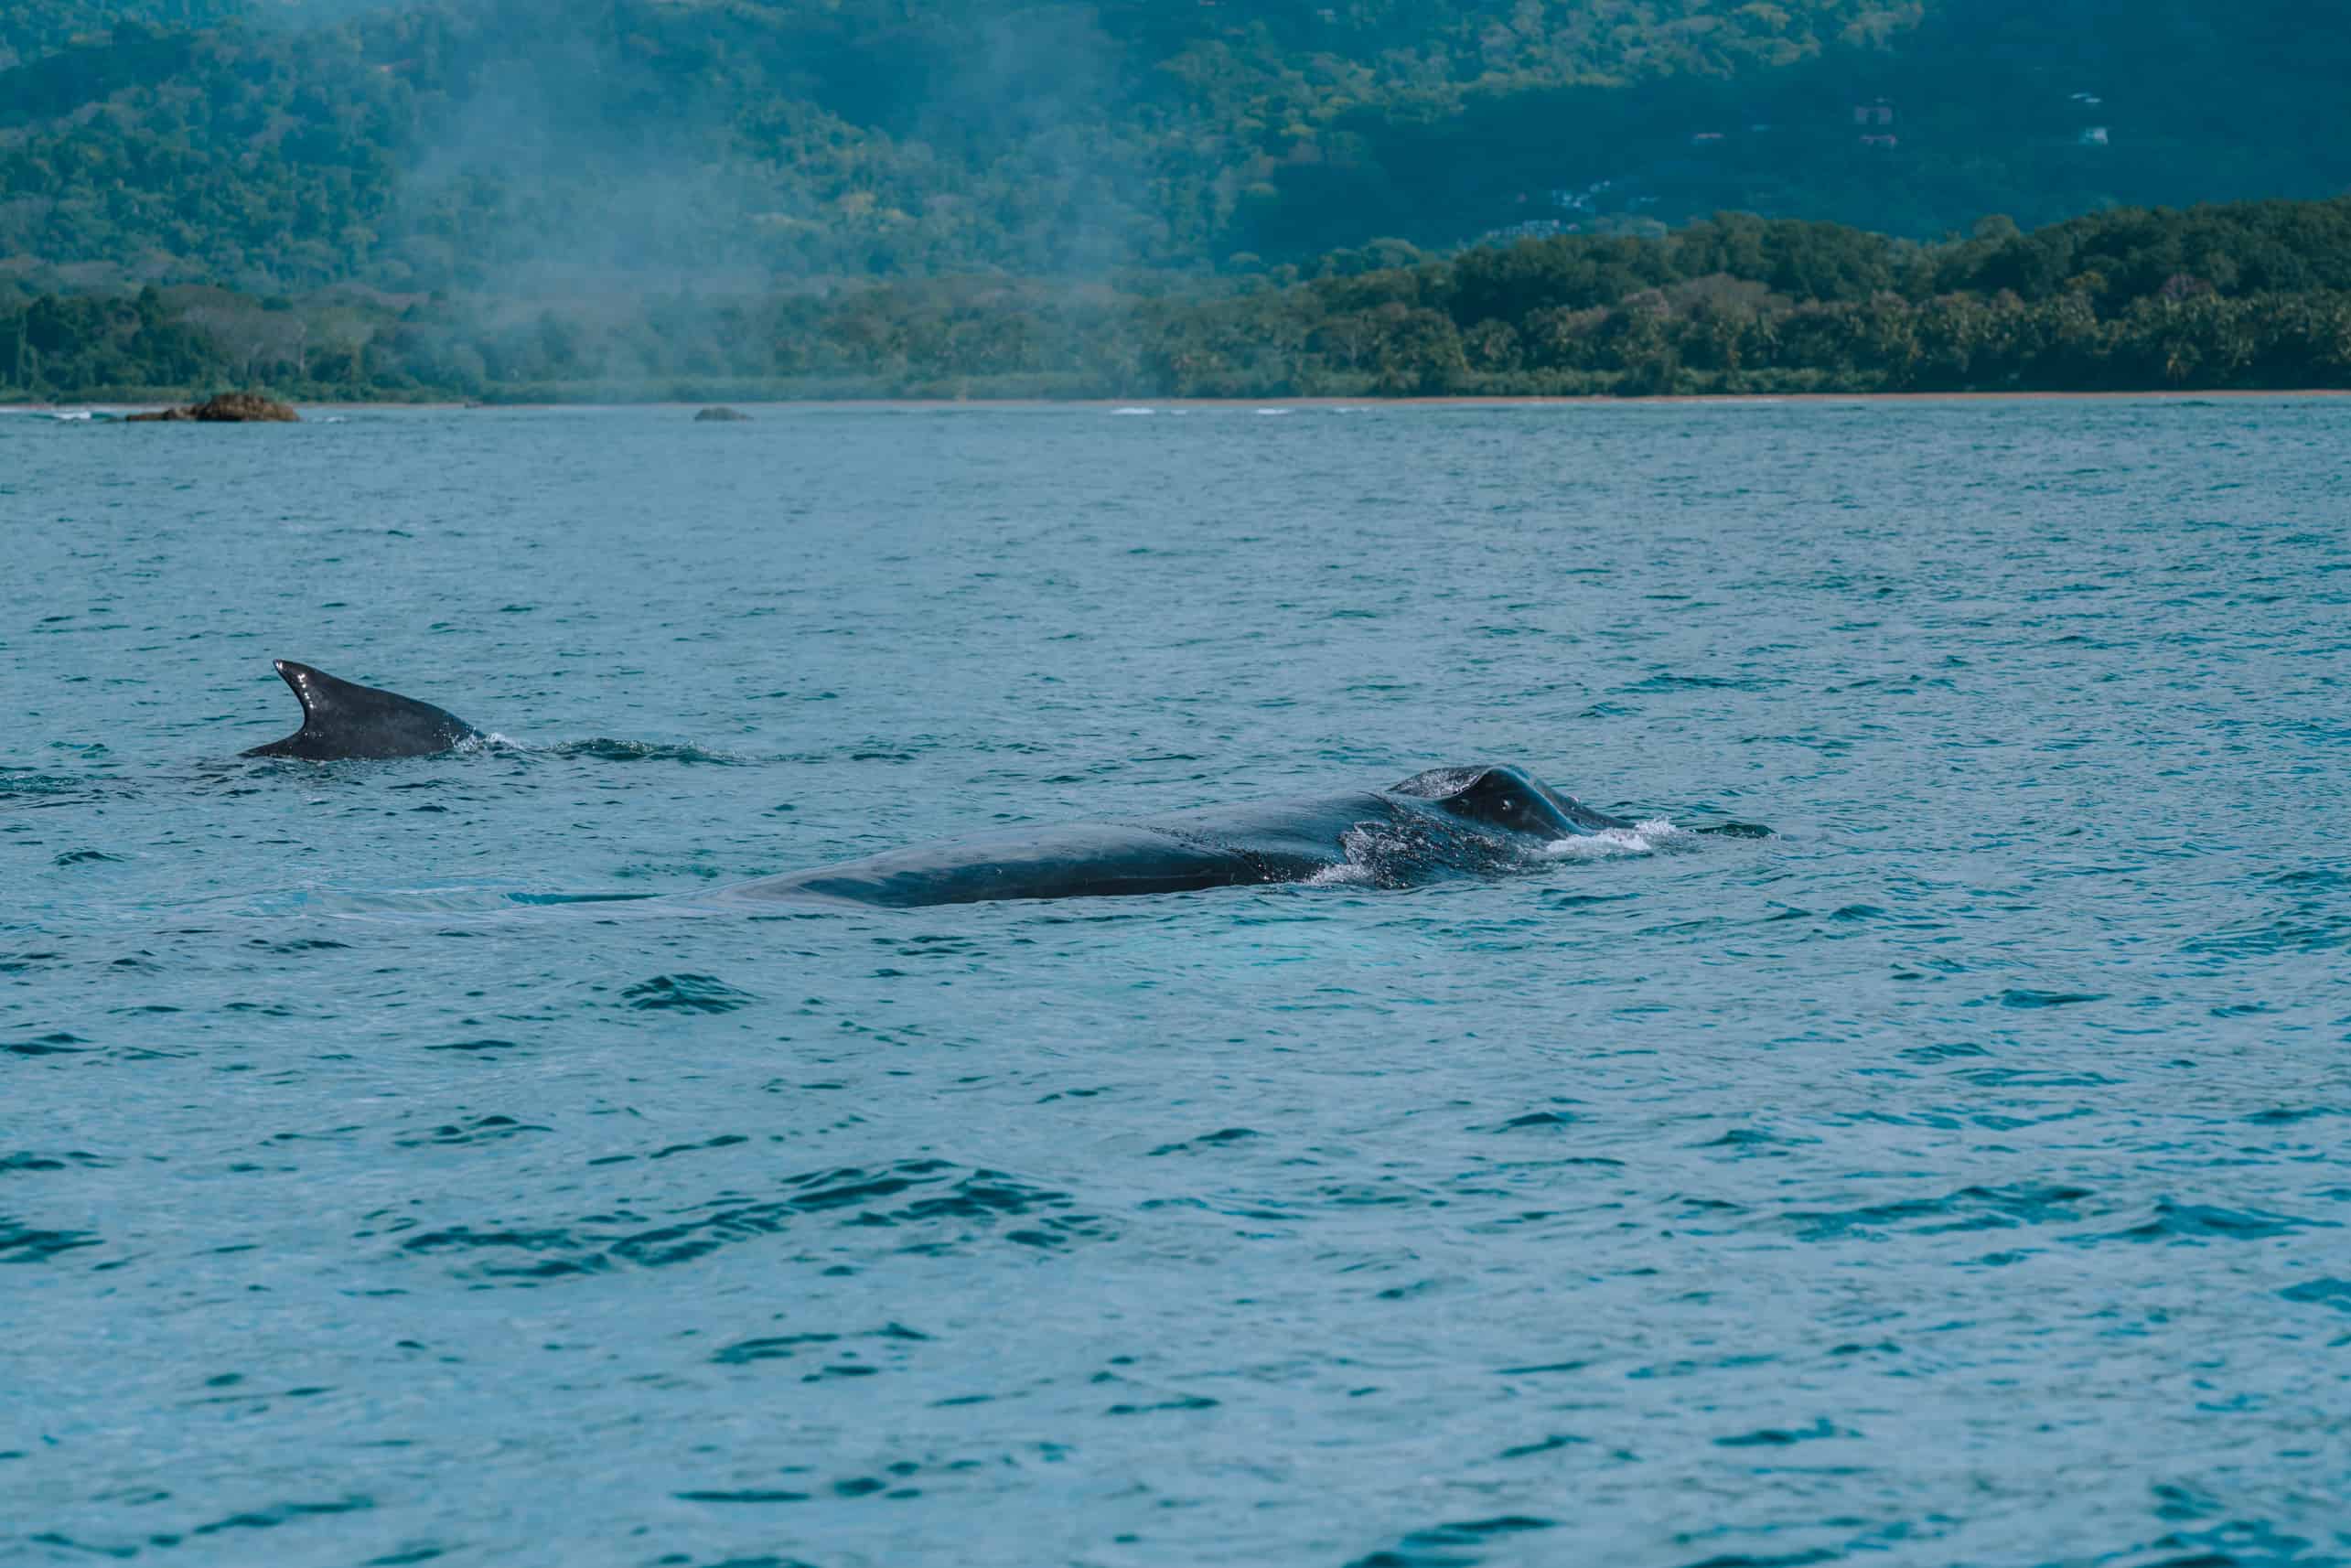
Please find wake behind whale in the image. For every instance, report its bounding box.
[237,660,1703,908]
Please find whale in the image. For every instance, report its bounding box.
[734,766,1635,908]
[231,662,1645,905]
[243,660,480,760]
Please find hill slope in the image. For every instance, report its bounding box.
[0,0,2346,292]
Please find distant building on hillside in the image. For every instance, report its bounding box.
[1480,218,1574,245]
[1853,98,1895,127]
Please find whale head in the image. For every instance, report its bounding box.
[1390,765,1632,839]
[243,660,479,761]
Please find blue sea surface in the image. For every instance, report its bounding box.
[3,400,2347,1567]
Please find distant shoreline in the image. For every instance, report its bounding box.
[10,388,2351,415]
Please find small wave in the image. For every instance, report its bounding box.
[541,738,750,765]
[2091,1197,2311,1245]
[1,1151,108,1174]
[2281,1279,2351,1312]
[1,1217,102,1262]
[1992,988,2108,1009]
[619,973,756,1013]
[6,1032,91,1057]
[506,890,661,907]
[398,1159,1105,1283]
[161,877,689,924]
[0,773,107,811]
[1349,1517,1557,1565]
[1622,672,1783,693]
[1254,408,1294,416]
[1111,406,1155,415]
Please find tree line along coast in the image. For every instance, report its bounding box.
[6,199,2351,405]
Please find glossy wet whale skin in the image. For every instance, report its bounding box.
[739,767,1629,907]
[242,660,479,761]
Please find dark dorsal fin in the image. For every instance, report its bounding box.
[243,660,480,761]
[1389,765,1492,802]
[1390,764,1633,837]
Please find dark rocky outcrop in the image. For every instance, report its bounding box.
[693,405,751,422]
[128,392,301,424]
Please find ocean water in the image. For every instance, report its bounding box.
[3,399,2347,1568]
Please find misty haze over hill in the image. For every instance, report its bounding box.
[1,0,2346,297]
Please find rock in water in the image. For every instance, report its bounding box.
[693,405,751,422]
[191,392,299,422]
[128,392,301,423]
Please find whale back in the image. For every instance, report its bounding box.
[750,824,1281,907]
[742,771,1629,908]
[243,660,479,761]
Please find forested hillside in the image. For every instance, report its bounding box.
[0,0,242,68]
[1,0,2346,294]
[10,198,2349,402]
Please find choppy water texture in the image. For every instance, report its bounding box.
[4,399,2349,1568]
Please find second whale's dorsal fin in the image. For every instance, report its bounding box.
[243,659,481,761]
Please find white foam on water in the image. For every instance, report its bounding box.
[1111,406,1155,415]
[49,410,93,421]
[1254,408,1294,416]
[1304,862,1375,886]
[1540,818,1690,860]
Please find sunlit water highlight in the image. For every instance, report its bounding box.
[3,400,2348,1567]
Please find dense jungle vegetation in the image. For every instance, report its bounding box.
[5,2,2346,399]
[9,198,2350,401]
[1,0,2346,292]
